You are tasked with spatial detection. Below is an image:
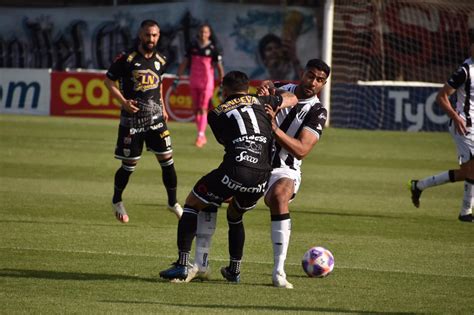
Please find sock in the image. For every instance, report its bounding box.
[198,113,207,137]
[271,214,291,275]
[460,179,474,216]
[227,214,245,261]
[159,157,177,206]
[195,209,217,271]
[417,170,455,190]
[178,251,190,267]
[177,206,198,255]
[195,114,202,136]
[112,163,135,203]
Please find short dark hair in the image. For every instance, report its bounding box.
[223,71,249,92]
[258,33,281,59]
[305,59,331,77]
[140,19,159,29]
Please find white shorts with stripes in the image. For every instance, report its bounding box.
[264,166,302,199]
[449,121,474,165]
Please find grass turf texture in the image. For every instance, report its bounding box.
[0,114,472,314]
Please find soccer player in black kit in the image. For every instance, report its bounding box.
[159,71,298,281]
[104,19,183,223]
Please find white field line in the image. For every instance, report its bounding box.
[1,246,473,279]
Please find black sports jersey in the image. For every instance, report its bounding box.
[186,40,222,63]
[208,94,283,171]
[106,48,167,128]
[272,83,328,170]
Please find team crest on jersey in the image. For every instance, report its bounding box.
[154,61,161,71]
[132,69,160,92]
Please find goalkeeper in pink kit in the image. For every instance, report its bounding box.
[176,24,224,147]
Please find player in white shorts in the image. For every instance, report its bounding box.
[410,33,474,223]
[260,59,331,289]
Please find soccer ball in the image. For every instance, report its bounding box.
[302,246,334,277]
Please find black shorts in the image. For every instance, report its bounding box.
[114,120,172,160]
[192,165,270,211]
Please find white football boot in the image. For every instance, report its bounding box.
[185,263,211,282]
[112,201,129,223]
[168,203,183,219]
[272,271,293,289]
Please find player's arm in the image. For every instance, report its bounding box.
[436,65,467,135]
[274,128,318,160]
[104,77,139,114]
[265,104,319,160]
[160,82,169,122]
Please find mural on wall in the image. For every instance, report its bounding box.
[0,3,319,80]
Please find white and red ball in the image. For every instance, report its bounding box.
[302,246,334,277]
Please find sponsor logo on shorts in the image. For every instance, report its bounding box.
[221,175,266,193]
[235,151,259,164]
[160,130,170,138]
[124,136,132,145]
[150,122,164,130]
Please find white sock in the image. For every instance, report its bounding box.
[271,218,291,276]
[460,181,473,216]
[417,171,451,190]
[195,211,217,272]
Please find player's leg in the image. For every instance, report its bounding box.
[160,169,227,281]
[195,85,214,147]
[264,178,295,288]
[146,123,182,218]
[410,122,468,208]
[186,206,218,282]
[191,87,206,147]
[459,159,474,222]
[220,199,248,283]
[159,192,205,280]
[112,126,143,223]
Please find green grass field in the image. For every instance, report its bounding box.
[0,114,472,314]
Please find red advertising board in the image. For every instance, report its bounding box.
[50,71,276,121]
[50,71,121,119]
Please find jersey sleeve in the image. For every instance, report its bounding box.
[106,52,127,81]
[257,95,283,110]
[212,43,223,63]
[447,64,468,89]
[303,106,328,139]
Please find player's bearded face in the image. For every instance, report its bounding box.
[300,69,327,97]
[140,26,160,52]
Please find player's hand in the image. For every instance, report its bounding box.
[453,114,467,135]
[265,104,278,132]
[122,99,139,114]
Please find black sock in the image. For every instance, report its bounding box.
[160,157,177,206]
[229,259,241,275]
[228,214,245,261]
[112,164,134,203]
[178,251,190,266]
[177,206,198,253]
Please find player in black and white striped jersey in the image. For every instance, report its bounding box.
[258,59,330,288]
[410,31,474,223]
